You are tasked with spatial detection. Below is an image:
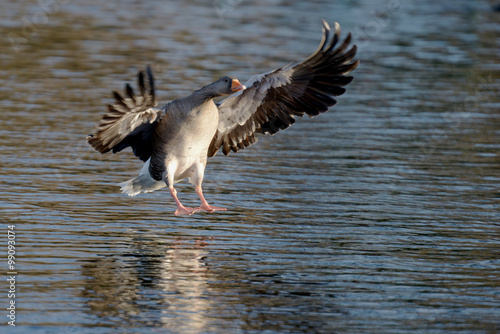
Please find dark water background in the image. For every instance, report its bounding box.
[1,0,499,333]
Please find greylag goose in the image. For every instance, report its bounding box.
[87,20,359,216]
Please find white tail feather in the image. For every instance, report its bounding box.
[119,174,166,196]
[119,159,166,196]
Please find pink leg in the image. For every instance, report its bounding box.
[195,185,226,213]
[169,187,199,216]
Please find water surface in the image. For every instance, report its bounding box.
[1,0,499,333]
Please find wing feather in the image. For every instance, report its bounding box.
[208,20,359,157]
[87,66,163,161]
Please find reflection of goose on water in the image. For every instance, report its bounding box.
[80,236,213,331]
[87,20,358,216]
[158,243,211,332]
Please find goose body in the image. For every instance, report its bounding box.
[87,20,359,216]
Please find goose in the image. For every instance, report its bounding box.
[87,20,359,216]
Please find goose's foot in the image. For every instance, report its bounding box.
[170,187,199,216]
[174,205,199,216]
[197,204,227,213]
[195,185,226,214]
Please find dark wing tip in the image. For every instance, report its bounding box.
[146,65,155,102]
[125,83,136,101]
[138,70,145,97]
[113,90,124,103]
[146,65,153,81]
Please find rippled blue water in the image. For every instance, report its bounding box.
[1,0,499,333]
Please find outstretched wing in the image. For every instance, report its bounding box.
[208,20,359,157]
[87,66,163,162]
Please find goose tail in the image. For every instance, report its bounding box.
[119,159,166,196]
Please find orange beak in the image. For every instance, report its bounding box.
[231,79,246,92]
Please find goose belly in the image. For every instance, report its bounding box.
[155,104,219,183]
